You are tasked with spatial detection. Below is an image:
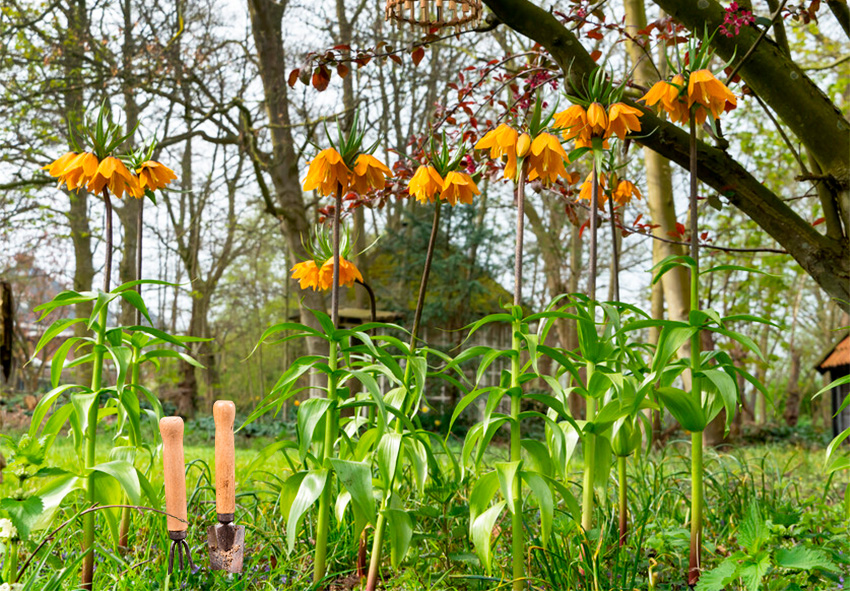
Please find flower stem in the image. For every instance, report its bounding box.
[365,199,442,591]
[81,189,114,590]
[607,195,620,303]
[314,341,338,585]
[580,364,597,535]
[588,162,599,302]
[315,184,344,586]
[510,164,527,591]
[8,539,18,584]
[118,346,141,552]
[581,161,601,541]
[103,188,113,293]
[618,455,628,547]
[687,113,704,587]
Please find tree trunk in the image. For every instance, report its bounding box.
[247,0,328,347]
[64,0,94,386]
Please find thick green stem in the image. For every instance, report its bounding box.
[618,455,628,547]
[509,165,527,591]
[689,430,704,585]
[510,322,524,591]
[314,339,339,585]
[581,366,597,534]
[687,113,704,587]
[8,539,18,584]
[315,184,344,586]
[81,306,107,589]
[81,189,112,591]
[365,200,443,591]
[118,347,141,552]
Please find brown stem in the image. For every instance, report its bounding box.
[514,165,527,307]
[356,279,377,327]
[103,188,114,293]
[588,162,599,301]
[331,183,343,327]
[411,199,442,344]
[608,195,620,303]
[135,197,144,324]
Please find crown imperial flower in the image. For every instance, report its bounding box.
[439,171,480,206]
[303,148,353,196]
[408,165,444,204]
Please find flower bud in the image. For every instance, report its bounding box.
[516,133,531,158]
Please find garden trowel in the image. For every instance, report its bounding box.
[207,400,245,573]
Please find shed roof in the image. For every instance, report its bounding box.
[816,333,850,373]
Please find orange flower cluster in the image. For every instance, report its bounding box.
[578,172,642,207]
[44,152,175,199]
[475,125,571,185]
[303,148,391,197]
[291,257,363,291]
[639,70,736,125]
[407,165,480,206]
[554,102,643,150]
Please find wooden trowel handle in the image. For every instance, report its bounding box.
[160,417,187,532]
[213,400,236,516]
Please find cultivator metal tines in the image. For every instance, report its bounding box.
[167,530,196,574]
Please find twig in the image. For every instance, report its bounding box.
[17,504,187,579]
[725,0,791,86]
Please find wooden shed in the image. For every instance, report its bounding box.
[816,333,850,438]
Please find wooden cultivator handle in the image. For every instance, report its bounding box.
[213,401,236,517]
[160,417,187,533]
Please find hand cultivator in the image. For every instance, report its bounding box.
[159,401,244,576]
[159,417,196,575]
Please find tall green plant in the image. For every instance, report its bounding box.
[32,106,181,589]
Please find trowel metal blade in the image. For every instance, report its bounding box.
[207,521,245,573]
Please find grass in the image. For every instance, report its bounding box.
[1,426,847,591]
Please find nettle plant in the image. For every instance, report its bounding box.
[0,106,194,590]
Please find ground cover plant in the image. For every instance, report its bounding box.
[0,0,848,590]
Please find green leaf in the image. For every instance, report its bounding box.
[656,386,706,432]
[30,474,83,533]
[297,398,334,461]
[774,546,838,572]
[470,501,505,573]
[495,461,521,515]
[141,349,204,368]
[524,472,553,546]
[32,318,86,358]
[30,384,80,438]
[739,552,771,591]
[695,557,738,591]
[91,460,141,505]
[521,439,552,477]
[0,496,44,540]
[284,469,328,553]
[385,508,414,567]
[653,326,697,371]
[328,459,375,525]
[702,368,738,430]
[118,289,153,324]
[738,502,767,553]
[376,432,402,488]
[650,255,695,285]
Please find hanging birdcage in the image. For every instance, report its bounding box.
[385,0,483,32]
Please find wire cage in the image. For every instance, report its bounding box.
[385,0,483,31]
